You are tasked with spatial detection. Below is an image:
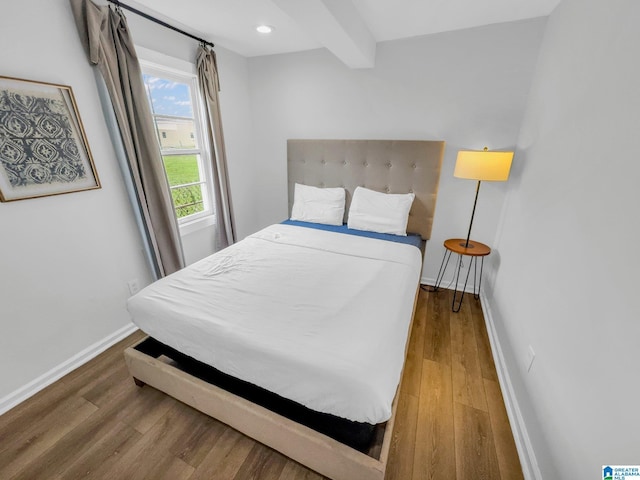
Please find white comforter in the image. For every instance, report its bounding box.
[127,224,422,424]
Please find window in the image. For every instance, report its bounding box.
[141,65,213,223]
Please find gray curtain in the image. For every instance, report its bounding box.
[197,45,236,249]
[70,0,184,277]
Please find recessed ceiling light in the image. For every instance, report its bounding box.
[256,25,274,34]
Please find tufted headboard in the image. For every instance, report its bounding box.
[287,139,445,240]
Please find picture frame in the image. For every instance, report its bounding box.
[0,75,100,202]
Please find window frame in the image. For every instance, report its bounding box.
[139,58,215,227]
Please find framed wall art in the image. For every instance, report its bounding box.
[0,76,100,202]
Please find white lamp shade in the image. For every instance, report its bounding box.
[454,149,514,182]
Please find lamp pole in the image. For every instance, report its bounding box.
[463,180,482,248]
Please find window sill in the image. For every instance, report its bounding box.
[179,214,215,236]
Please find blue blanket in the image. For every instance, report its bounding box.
[282,220,423,248]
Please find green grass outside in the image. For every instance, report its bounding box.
[163,155,204,218]
[163,154,200,186]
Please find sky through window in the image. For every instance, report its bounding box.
[143,74,194,118]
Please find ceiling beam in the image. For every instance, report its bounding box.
[271,0,376,68]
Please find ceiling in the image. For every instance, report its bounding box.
[127,0,561,67]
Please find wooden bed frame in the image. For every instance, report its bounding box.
[124,139,445,480]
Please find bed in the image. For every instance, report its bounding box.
[124,139,444,480]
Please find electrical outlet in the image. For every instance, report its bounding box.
[127,279,140,296]
[526,345,536,372]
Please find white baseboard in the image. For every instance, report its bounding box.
[479,292,542,480]
[0,323,138,416]
[420,275,479,294]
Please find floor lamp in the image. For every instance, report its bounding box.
[426,147,514,311]
[454,147,514,248]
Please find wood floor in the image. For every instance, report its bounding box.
[0,288,523,480]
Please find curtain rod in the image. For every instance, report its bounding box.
[107,0,215,48]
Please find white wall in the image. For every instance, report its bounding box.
[0,0,152,400]
[486,0,640,478]
[0,0,254,404]
[247,18,547,279]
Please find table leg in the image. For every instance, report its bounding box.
[451,254,474,312]
[422,248,452,292]
[473,256,484,300]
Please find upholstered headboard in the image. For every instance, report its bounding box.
[287,139,445,240]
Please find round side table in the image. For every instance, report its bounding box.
[430,238,491,312]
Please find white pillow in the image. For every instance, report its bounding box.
[290,183,346,226]
[347,186,415,236]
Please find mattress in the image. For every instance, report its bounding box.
[127,223,422,424]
